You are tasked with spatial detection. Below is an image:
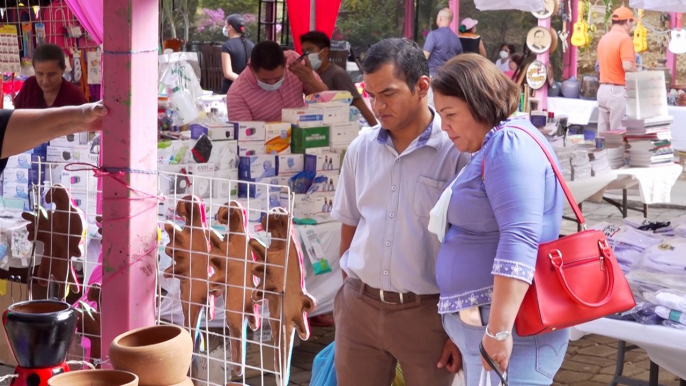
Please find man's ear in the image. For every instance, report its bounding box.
[416,75,431,99]
[322,47,330,59]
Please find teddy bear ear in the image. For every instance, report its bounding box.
[248,238,267,262]
[216,206,229,225]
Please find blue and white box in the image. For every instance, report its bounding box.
[305,153,341,172]
[238,142,267,157]
[230,121,266,142]
[239,155,277,180]
[277,154,304,174]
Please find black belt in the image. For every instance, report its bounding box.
[347,278,439,304]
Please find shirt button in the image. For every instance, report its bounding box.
[383,270,389,275]
[391,186,397,191]
[389,213,395,218]
[385,241,391,247]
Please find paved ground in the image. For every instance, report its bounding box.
[1,198,684,385]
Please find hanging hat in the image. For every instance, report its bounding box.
[611,7,634,22]
[461,18,478,30]
[226,14,246,33]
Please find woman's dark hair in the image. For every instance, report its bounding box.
[300,31,331,50]
[251,40,286,71]
[507,44,516,54]
[361,38,428,93]
[33,43,66,70]
[227,14,250,67]
[431,54,520,128]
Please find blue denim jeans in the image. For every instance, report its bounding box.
[442,307,569,385]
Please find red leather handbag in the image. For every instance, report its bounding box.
[487,126,636,336]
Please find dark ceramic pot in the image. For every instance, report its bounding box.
[2,300,77,368]
[561,76,580,98]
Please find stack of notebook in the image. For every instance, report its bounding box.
[622,116,674,167]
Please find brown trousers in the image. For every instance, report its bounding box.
[333,278,456,386]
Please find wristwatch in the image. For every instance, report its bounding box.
[485,326,511,341]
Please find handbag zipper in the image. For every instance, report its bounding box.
[551,255,605,270]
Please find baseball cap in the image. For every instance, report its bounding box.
[461,18,478,30]
[611,7,634,22]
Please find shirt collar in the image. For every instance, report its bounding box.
[373,106,444,151]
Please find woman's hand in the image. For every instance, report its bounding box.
[481,332,512,373]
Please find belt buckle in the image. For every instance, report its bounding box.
[379,289,404,304]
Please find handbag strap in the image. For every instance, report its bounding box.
[551,245,616,307]
[481,125,586,228]
[479,343,508,386]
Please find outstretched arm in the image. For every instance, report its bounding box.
[2,102,107,159]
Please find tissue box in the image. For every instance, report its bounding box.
[46,146,91,163]
[49,133,90,147]
[292,192,335,218]
[311,102,350,124]
[208,124,237,140]
[158,164,191,196]
[3,182,31,210]
[230,121,266,142]
[305,153,341,172]
[3,168,38,185]
[282,107,325,128]
[312,171,339,192]
[238,142,267,156]
[300,147,330,155]
[277,154,304,174]
[71,191,98,221]
[238,176,284,199]
[212,169,239,199]
[291,126,330,152]
[60,169,98,191]
[187,163,218,198]
[330,121,360,145]
[265,122,292,154]
[238,155,278,180]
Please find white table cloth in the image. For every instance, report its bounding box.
[571,318,686,379]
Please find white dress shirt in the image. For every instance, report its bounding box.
[331,108,470,294]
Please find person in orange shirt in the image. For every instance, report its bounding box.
[596,7,637,132]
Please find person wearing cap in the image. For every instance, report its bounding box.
[458,18,486,57]
[221,14,255,94]
[596,6,637,132]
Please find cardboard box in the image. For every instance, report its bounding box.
[49,133,90,147]
[277,154,304,174]
[6,153,43,169]
[330,121,360,145]
[46,146,91,163]
[212,169,239,199]
[3,168,38,185]
[229,121,266,142]
[158,164,191,195]
[207,140,238,170]
[60,169,98,191]
[291,126,330,152]
[238,176,283,199]
[300,146,330,155]
[282,107,325,127]
[0,281,28,366]
[238,141,267,156]
[265,122,292,154]
[312,171,339,192]
[187,163,218,198]
[293,192,335,218]
[311,102,350,124]
[305,153,341,172]
[238,155,277,180]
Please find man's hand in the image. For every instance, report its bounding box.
[437,338,462,373]
[288,56,316,83]
[77,101,108,132]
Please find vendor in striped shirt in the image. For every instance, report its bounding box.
[226,41,328,122]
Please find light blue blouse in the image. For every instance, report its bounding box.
[435,121,564,314]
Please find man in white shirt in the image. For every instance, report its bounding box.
[331,38,470,386]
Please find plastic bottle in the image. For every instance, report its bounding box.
[169,86,200,125]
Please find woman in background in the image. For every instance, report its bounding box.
[14,43,87,109]
[494,43,515,72]
[458,18,487,57]
[221,14,255,94]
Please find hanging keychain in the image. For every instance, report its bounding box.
[73,49,82,82]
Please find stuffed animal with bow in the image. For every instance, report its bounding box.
[76,283,102,368]
[248,209,316,386]
[207,201,261,376]
[22,184,85,300]
[164,195,212,337]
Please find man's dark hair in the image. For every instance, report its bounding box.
[300,31,331,50]
[33,43,66,70]
[361,38,428,92]
[251,41,286,71]
[612,19,629,26]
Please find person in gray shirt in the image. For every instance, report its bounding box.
[300,31,377,126]
[423,8,463,76]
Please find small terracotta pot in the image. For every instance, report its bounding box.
[48,369,138,386]
[109,325,193,386]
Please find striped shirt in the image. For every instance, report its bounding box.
[226,50,321,122]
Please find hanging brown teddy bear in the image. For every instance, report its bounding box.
[248,209,316,385]
[207,201,260,377]
[22,184,85,301]
[163,195,212,337]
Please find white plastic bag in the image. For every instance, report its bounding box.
[478,368,506,386]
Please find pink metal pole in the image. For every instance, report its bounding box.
[404,0,414,39]
[537,17,551,110]
[563,0,578,80]
[666,12,681,87]
[449,0,459,34]
[100,0,159,362]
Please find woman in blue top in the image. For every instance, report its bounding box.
[430,54,568,385]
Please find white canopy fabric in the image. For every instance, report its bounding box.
[630,0,686,12]
[473,0,544,12]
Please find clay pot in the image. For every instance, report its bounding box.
[580,74,600,100]
[48,370,139,386]
[549,81,562,97]
[561,76,580,98]
[2,300,77,368]
[109,325,193,386]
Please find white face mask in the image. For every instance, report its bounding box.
[428,167,466,242]
[222,26,229,37]
[257,76,285,92]
[308,52,322,71]
[499,50,509,59]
